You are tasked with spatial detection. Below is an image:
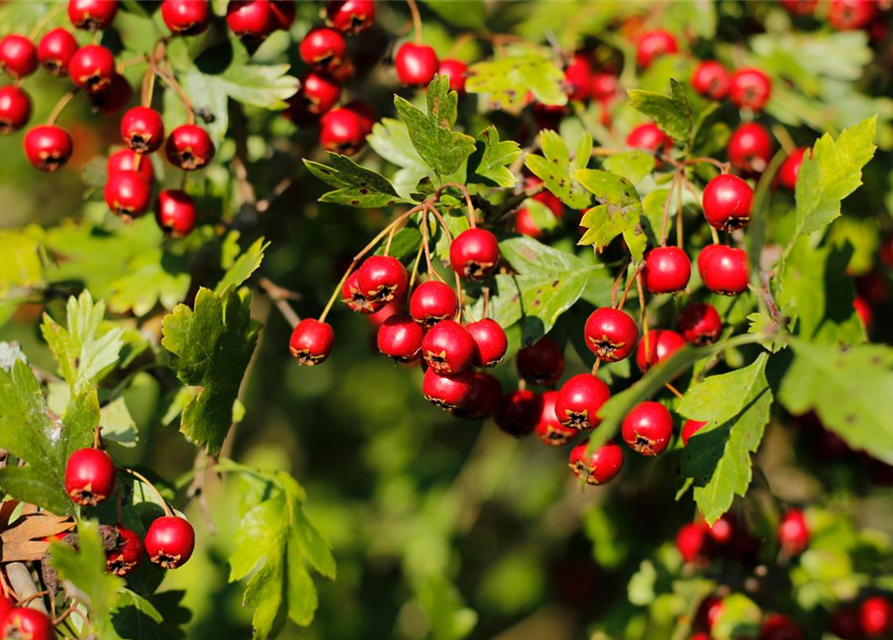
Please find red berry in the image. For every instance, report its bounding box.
[395,43,439,87]
[591,72,618,102]
[0,594,12,620]
[517,336,565,386]
[636,29,678,68]
[777,147,807,191]
[145,516,195,569]
[161,0,212,35]
[466,318,507,368]
[24,125,73,172]
[569,441,624,485]
[697,596,724,631]
[68,0,119,31]
[691,60,730,100]
[861,597,893,638]
[452,372,501,419]
[564,53,592,102]
[854,295,873,332]
[165,124,215,170]
[514,207,544,238]
[677,303,722,346]
[422,367,474,409]
[121,106,165,154]
[268,1,295,31]
[636,329,685,372]
[344,100,376,137]
[584,308,639,362]
[226,0,273,40]
[422,319,475,374]
[0,85,31,134]
[681,419,707,446]
[626,123,673,156]
[703,174,754,231]
[706,513,736,545]
[105,170,152,217]
[643,246,691,294]
[289,318,335,366]
[622,401,673,456]
[555,373,611,430]
[829,0,878,30]
[439,59,468,93]
[450,228,500,280]
[37,28,78,76]
[698,244,750,295]
[729,122,773,174]
[529,175,564,216]
[326,0,375,34]
[89,73,132,114]
[0,608,53,640]
[761,614,804,640]
[831,607,863,640]
[357,255,409,304]
[729,68,772,111]
[676,522,710,563]
[106,525,144,576]
[155,189,197,237]
[341,270,382,314]
[377,314,423,362]
[69,44,116,93]
[535,390,577,445]
[65,447,117,506]
[778,508,810,556]
[495,389,540,437]
[108,148,154,183]
[0,34,38,80]
[780,0,819,16]
[410,280,458,327]
[300,27,348,72]
[319,107,365,154]
[365,299,402,327]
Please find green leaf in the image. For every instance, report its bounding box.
[575,169,647,262]
[422,0,485,28]
[679,354,773,524]
[778,340,893,464]
[215,237,269,295]
[711,594,762,640]
[161,287,261,456]
[602,150,656,185]
[628,560,658,606]
[0,226,43,298]
[466,48,567,109]
[47,383,139,454]
[414,574,477,640]
[367,117,431,197]
[524,130,592,209]
[394,76,476,179]
[304,153,407,208]
[467,126,521,188]
[628,79,692,142]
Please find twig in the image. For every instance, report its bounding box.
[257,277,301,328]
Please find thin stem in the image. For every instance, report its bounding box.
[636,272,651,367]
[421,207,436,276]
[710,226,721,245]
[258,277,301,328]
[28,4,66,40]
[482,287,490,319]
[384,227,395,255]
[676,171,685,250]
[406,0,423,45]
[122,468,173,517]
[156,65,195,124]
[591,358,601,375]
[771,123,797,155]
[437,182,477,228]
[610,261,628,308]
[46,91,77,125]
[665,382,685,400]
[683,156,730,173]
[660,171,681,247]
[617,264,642,311]
[409,242,425,289]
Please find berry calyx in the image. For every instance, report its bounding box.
[698,244,750,295]
[24,125,74,172]
[357,255,409,304]
[643,246,691,294]
[729,68,772,111]
[761,614,804,640]
[300,27,348,72]
[636,29,678,68]
[394,43,439,87]
[729,122,773,174]
[289,318,335,366]
[621,401,673,456]
[422,319,475,374]
[106,525,144,576]
[777,147,807,191]
[584,308,639,362]
[341,271,382,314]
[105,171,152,218]
[569,441,624,485]
[68,44,117,93]
[165,124,215,170]
[410,280,458,328]
[439,59,468,93]
[635,329,685,372]
[681,419,707,446]
[676,522,710,563]
[452,372,502,420]
[68,0,119,31]
[692,60,730,100]
[37,28,78,76]
[0,85,32,134]
[121,106,165,154]
[319,107,366,155]
[778,508,810,556]
[495,389,541,437]
[626,122,673,156]
[422,367,474,409]
[450,228,500,280]
[677,303,722,346]
[299,71,342,117]
[108,148,155,183]
[555,373,611,430]
[161,0,212,36]
[535,390,577,446]
[65,447,117,506]
[145,515,195,569]
[226,0,273,40]
[861,596,893,638]
[377,314,424,362]
[326,0,376,34]
[703,174,754,231]
[517,336,565,386]
[0,34,39,80]
[465,318,507,368]
[155,189,197,237]
[0,608,54,640]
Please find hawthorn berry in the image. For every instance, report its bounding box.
[377,314,424,362]
[65,447,117,506]
[300,27,348,72]
[535,390,577,446]
[68,0,119,31]
[0,608,54,640]
[145,515,195,569]
[450,228,500,280]
[691,60,730,101]
[155,189,197,237]
[121,106,165,154]
[626,122,672,156]
[517,336,565,386]
[829,0,878,30]
[69,44,117,93]
[0,594,12,620]
[703,174,754,231]
[706,513,736,546]
[410,281,458,327]
[643,246,691,294]
[422,319,475,374]
[677,302,722,346]
[37,28,78,76]
[326,0,376,35]
[108,148,155,183]
[24,125,74,172]
[681,419,707,446]
[676,522,710,563]
[635,329,685,372]
[729,68,772,111]
[780,0,819,16]
[0,34,38,80]
[165,124,215,170]
[289,318,335,366]
[761,614,805,640]
[161,0,212,36]
[294,71,342,118]
[452,372,502,420]
[555,373,611,430]
[344,100,376,137]
[422,367,474,409]
[528,176,564,215]
[226,0,273,40]
[515,207,546,238]
[319,107,366,154]
[105,170,152,217]
[0,85,31,134]
[854,295,874,332]
[584,308,639,362]
[342,270,381,314]
[777,147,807,191]
[269,1,296,31]
[636,29,678,68]
[861,596,893,637]
[698,244,750,295]
[621,401,673,456]
[465,318,507,368]
[697,596,724,632]
[830,607,863,640]
[569,441,624,485]
[495,389,541,437]
[358,255,409,303]
[439,59,468,93]
[89,73,133,114]
[106,525,144,576]
[778,508,810,556]
[365,299,402,328]
[729,122,773,174]
[565,53,592,102]
[394,43,439,87]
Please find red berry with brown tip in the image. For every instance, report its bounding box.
[165,124,215,170]
[106,525,144,576]
[778,508,810,556]
[162,0,212,35]
[65,447,117,506]
[452,372,501,420]
[636,329,685,372]
[0,608,54,640]
[676,522,710,563]
[729,68,772,111]
[495,389,541,437]
[829,0,878,30]
[681,419,707,446]
[326,0,375,34]
[410,281,458,327]
[155,189,197,237]
[584,308,639,362]
[108,148,154,183]
[395,43,439,87]
[68,0,119,31]
[466,318,507,368]
[450,228,500,280]
[37,28,78,76]
[0,34,38,80]
[289,318,335,366]
[780,0,819,16]
[622,401,673,456]
[569,441,624,485]
[555,373,611,430]
[89,73,132,114]
[636,29,678,68]
[698,244,750,295]
[24,125,73,172]
[777,147,807,191]
[729,122,773,174]
[626,123,672,156]
[439,59,468,93]
[692,60,730,100]
[121,106,165,154]
[377,314,423,362]
[535,391,577,446]
[517,336,564,386]
[830,607,863,640]
[703,174,754,231]
[319,107,365,154]
[422,367,474,409]
[145,516,195,569]
[341,270,381,314]
[105,171,151,217]
[677,303,722,346]
[69,44,116,93]
[861,596,893,638]
[0,85,31,134]
[422,319,475,374]
[269,1,296,31]
[226,0,273,40]
[358,255,409,304]
[300,27,347,72]
[644,246,691,294]
[761,614,804,640]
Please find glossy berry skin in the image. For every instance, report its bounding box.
[452,373,501,420]
[777,147,807,191]
[729,68,772,111]
[677,303,722,346]
[155,189,197,237]
[300,27,347,72]
[778,508,810,556]
[703,174,754,231]
[729,122,773,174]
[319,107,365,155]
[706,513,736,546]
[394,43,439,87]
[861,596,893,637]
[108,148,155,183]
[517,336,565,386]
[830,608,863,640]
[450,228,500,280]
[495,389,541,437]
[564,53,592,102]
[681,419,707,446]
[90,73,132,114]
[0,85,31,134]
[621,401,673,456]
[68,0,119,31]
[69,44,117,93]
[422,367,474,409]
[698,245,750,295]
[466,318,507,368]
[341,271,382,314]
[358,256,409,304]
[326,0,375,34]
[0,608,54,640]
[626,123,672,156]
[410,281,458,327]
[535,391,577,446]
[106,525,144,576]
[590,72,618,101]
[37,28,78,76]
[761,614,804,640]
[439,59,468,93]
[676,522,710,563]
[643,247,691,294]
[145,516,195,569]
[584,308,639,362]
[65,447,117,506]
[780,0,819,16]
[636,29,678,68]
[422,319,475,374]
[289,318,335,366]
[829,0,878,30]
[0,34,39,80]
[105,171,152,217]
[0,594,12,620]
[555,373,611,430]
[691,60,730,100]
[121,106,165,154]
[377,314,423,362]
[165,124,215,170]
[24,125,73,172]
[161,0,212,35]
[226,0,273,40]
[569,441,624,485]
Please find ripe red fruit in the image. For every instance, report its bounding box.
[569,441,624,485]
[590,72,618,101]
[780,0,819,16]
[452,372,501,419]
[422,319,475,374]
[165,124,215,170]
[0,594,12,620]
[681,419,707,446]
[394,43,439,87]
[692,60,730,100]
[829,0,878,30]
[677,303,722,346]
[450,228,500,280]
[643,247,691,294]
[410,281,458,327]
[636,29,678,68]
[0,34,39,79]
[106,525,144,576]
[584,308,639,362]
[861,597,893,637]
[535,390,577,446]
[854,295,873,332]
[706,513,736,545]
[778,508,810,556]
[761,614,804,640]
[65,447,117,506]
[698,244,750,295]
[344,100,375,137]
[622,401,673,456]
[24,125,74,172]
[37,28,78,76]
[626,123,673,156]
[377,314,424,362]
[68,0,119,31]
[697,596,724,632]
[729,68,772,111]
[358,255,409,303]
[555,373,611,430]
[729,122,773,174]
[564,53,592,102]
[495,389,541,437]
[0,608,54,640]
[342,271,382,314]
[226,0,273,40]
[300,27,348,72]
[289,318,335,366]
[517,336,565,386]
[676,522,710,563]
[319,107,366,154]
[155,189,197,237]
[528,176,564,215]
[439,59,468,93]
[105,171,152,217]
[777,147,807,191]
[161,0,212,35]
[145,516,195,569]
[269,1,296,31]
[466,318,507,368]
[108,148,155,183]
[89,73,132,114]
[0,85,31,134]
[326,0,375,34]
[422,367,474,409]
[121,106,165,154]
[635,329,685,372]
[69,44,116,93]
[831,607,863,640]
[703,174,754,231]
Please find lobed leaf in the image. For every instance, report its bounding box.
[304,153,408,208]
[628,79,692,142]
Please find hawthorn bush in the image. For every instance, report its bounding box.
[1,1,893,639]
